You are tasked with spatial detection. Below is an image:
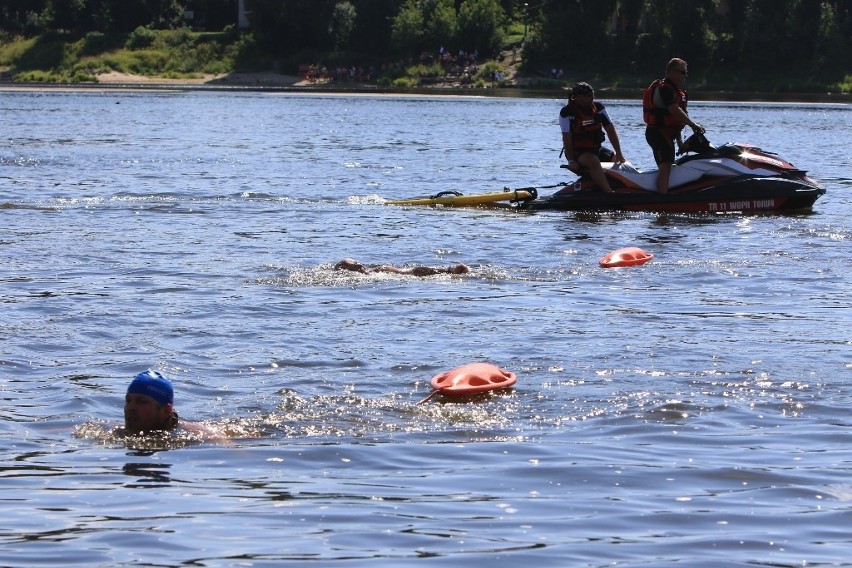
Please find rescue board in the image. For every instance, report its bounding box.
[599,247,654,268]
[418,362,517,404]
[386,188,536,207]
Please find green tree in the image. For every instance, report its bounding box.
[144,0,185,29]
[813,0,852,72]
[0,0,49,34]
[425,0,456,51]
[615,0,644,34]
[652,0,714,68]
[391,0,426,55]
[788,0,823,67]
[0,0,190,34]
[740,0,797,71]
[348,0,402,55]
[104,0,165,32]
[712,0,749,68]
[391,0,456,56]
[91,0,185,31]
[535,0,616,71]
[457,0,505,56]
[188,0,239,30]
[245,0,338,54]
[329,1,357,50]
[46,0,87,32]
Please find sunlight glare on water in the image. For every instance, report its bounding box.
[1,89,850,566]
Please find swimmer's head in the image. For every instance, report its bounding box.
[334,258,369,273]
[127,370,174,406]
[124,370,176,433]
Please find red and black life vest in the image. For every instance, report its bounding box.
[564,100,606,151]
[642,78,687,129]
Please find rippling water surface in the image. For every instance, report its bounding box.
[1,89,851,567]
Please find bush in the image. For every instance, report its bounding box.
[474,61,501,81]
[833,74,852,94]
[0,35,37,67]
[81,32,124,55]
[125,26,158,49]
[69,70,96,82]
[13,69,58,82]
[405,62,443,77]
[161,28,195,49]
[392,76,416,87]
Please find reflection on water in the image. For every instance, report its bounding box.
[73,421,216,450]
[123,457,172,487]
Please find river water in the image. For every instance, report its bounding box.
[1,88,850,567]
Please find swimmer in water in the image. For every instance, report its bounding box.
[123,370,218,439]
[334,258,470,276]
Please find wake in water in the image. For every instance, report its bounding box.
[74,386,525,448]
[255,262,474,287]
[252,262,585,288]
[73,420,228,450]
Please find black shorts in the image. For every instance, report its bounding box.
[645,126,675,165]
[573,147,615,162]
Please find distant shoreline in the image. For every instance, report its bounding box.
[0,71,849,104]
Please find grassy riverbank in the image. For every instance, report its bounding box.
[0,29,849,100]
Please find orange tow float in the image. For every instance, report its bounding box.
[599,247,654,268]
[418,362,517,404]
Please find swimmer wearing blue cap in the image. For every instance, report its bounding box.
[124,370,179,433]
[123,370,226,440]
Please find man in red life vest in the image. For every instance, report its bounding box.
[559,82,626,193]
[643,58,704,193]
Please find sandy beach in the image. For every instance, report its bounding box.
[0,71,314,92]
[97,70,304,87]
[0,69,846,102]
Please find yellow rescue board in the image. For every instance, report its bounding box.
[386,189,536,207]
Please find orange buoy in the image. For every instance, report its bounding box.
[418,362,517,404]
[599,247,654,268]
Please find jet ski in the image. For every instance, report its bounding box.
[522,133,825,213]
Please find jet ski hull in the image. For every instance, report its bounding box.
[524,176,825,213]
[523,134,826,213]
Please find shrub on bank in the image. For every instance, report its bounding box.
[0,28,245,83]
[834,75,852,93]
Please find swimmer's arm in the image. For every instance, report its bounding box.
[180,420,232,443]
[408,266,442,276]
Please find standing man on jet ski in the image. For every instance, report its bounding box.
[643,58,704,193]
[560,81,626,194]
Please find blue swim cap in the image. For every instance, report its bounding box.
[127,370,174,406]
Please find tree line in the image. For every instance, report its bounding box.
[1,0,850,89]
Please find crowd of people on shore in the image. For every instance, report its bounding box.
[298,46,492,87]
[299,63,377,84]
[435,47,481,78]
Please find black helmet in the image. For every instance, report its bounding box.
[571,82,594,97]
